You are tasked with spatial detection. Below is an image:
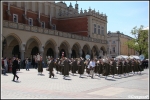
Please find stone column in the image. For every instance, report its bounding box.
[68,49,72,58]
[20,43,26,61]
[39,45,44,59]
[55,46,59,58]
[79,49,82,57]
[20,50,25,60]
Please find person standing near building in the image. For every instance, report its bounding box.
[4,57,8,74]
[25,57,29,71]
[18,58,21,71]
[37,53,43,74]
[35,55,38,69]
[12,57,19,81]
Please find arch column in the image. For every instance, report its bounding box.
[55,46,59,58]
[39,45,44,59]
[20,43,26,61]
[79,49,82,57]
[69,49,72,58]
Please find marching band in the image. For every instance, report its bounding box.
[45,55,144,79]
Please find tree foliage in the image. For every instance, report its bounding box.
[126,25,148,58]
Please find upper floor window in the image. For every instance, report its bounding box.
[28,18,33,26]
[101,26,104,35]
[98,25,100,34]
[112,41,115,44]
[113,47,115,53]
[13,14,18,23]
[107,48,109,53]
[41,21,45,28]
[94,24,96,33]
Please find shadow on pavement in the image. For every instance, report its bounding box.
[12,80,21,83]
[51,77,58,79]
[113,77,122,79]
[105,78,116,81]
[38,74,45,76]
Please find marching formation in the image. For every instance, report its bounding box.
[1,52,146,81]
[46,55,144,79]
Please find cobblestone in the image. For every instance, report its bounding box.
[1,68,149,99]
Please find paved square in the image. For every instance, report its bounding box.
[1,68,149,99]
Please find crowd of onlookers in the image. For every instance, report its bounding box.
[1,57,46,75]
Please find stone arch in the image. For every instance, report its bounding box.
[44,38,57,47]
[5,33,22,47]
[59,40,70,58]
[44,38,57,59]
[82,43,91,55]
[3,33,21,58]
[91,45,99,59]
[25,36,42,59]
[26,36,42,47]
[100,46,107,57]
[61,40,70,49]
[71,42,81,58]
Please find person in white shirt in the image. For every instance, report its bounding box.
[88,59,96,79]
[4,57,8,74]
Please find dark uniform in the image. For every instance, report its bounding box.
[78,59,85,77]
[49,59,54,78]
[98,61,103,77]
[118,61,123,76]
[111,60,117,77]
[63,59,70,77]
[12,58,19,81]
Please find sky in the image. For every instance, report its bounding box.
[55,1,149,38]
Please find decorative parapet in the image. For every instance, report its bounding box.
[57,8,107,22]
[58,31,63,36]
[31,26,37,32]
[67,33,71,38]
[18,23,24,30]
[63,32,68,38]
[54,30,58,35]
[25,25,30,31]
[44,29,48,34]
[38,27,43,33]
[3,20,107,44]
[9,22,14,28]
[3,21,8,27]
[13,23,18,29]
[72,34,75,38]
[49,30,54,35]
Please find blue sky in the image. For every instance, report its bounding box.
[55,1,149,38]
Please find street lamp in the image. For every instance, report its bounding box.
[2,35,7,57]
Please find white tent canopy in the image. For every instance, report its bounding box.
[129,55,140,59]
[115,55,129,59]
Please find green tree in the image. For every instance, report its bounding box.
[126,25,148,58]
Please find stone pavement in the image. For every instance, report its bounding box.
[1,68,149,99]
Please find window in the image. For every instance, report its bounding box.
[13,14,18,23]
[112,41,115,44]
[113,47,115,53]
[107,48,109,53]
[101,26,104,35]
[98,25,100,34]
[28,18,33,26]
[41,21,45,28]
[94,24,96,33]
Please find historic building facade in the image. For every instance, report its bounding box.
[2,1,108,61]
[107,31,138,58]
